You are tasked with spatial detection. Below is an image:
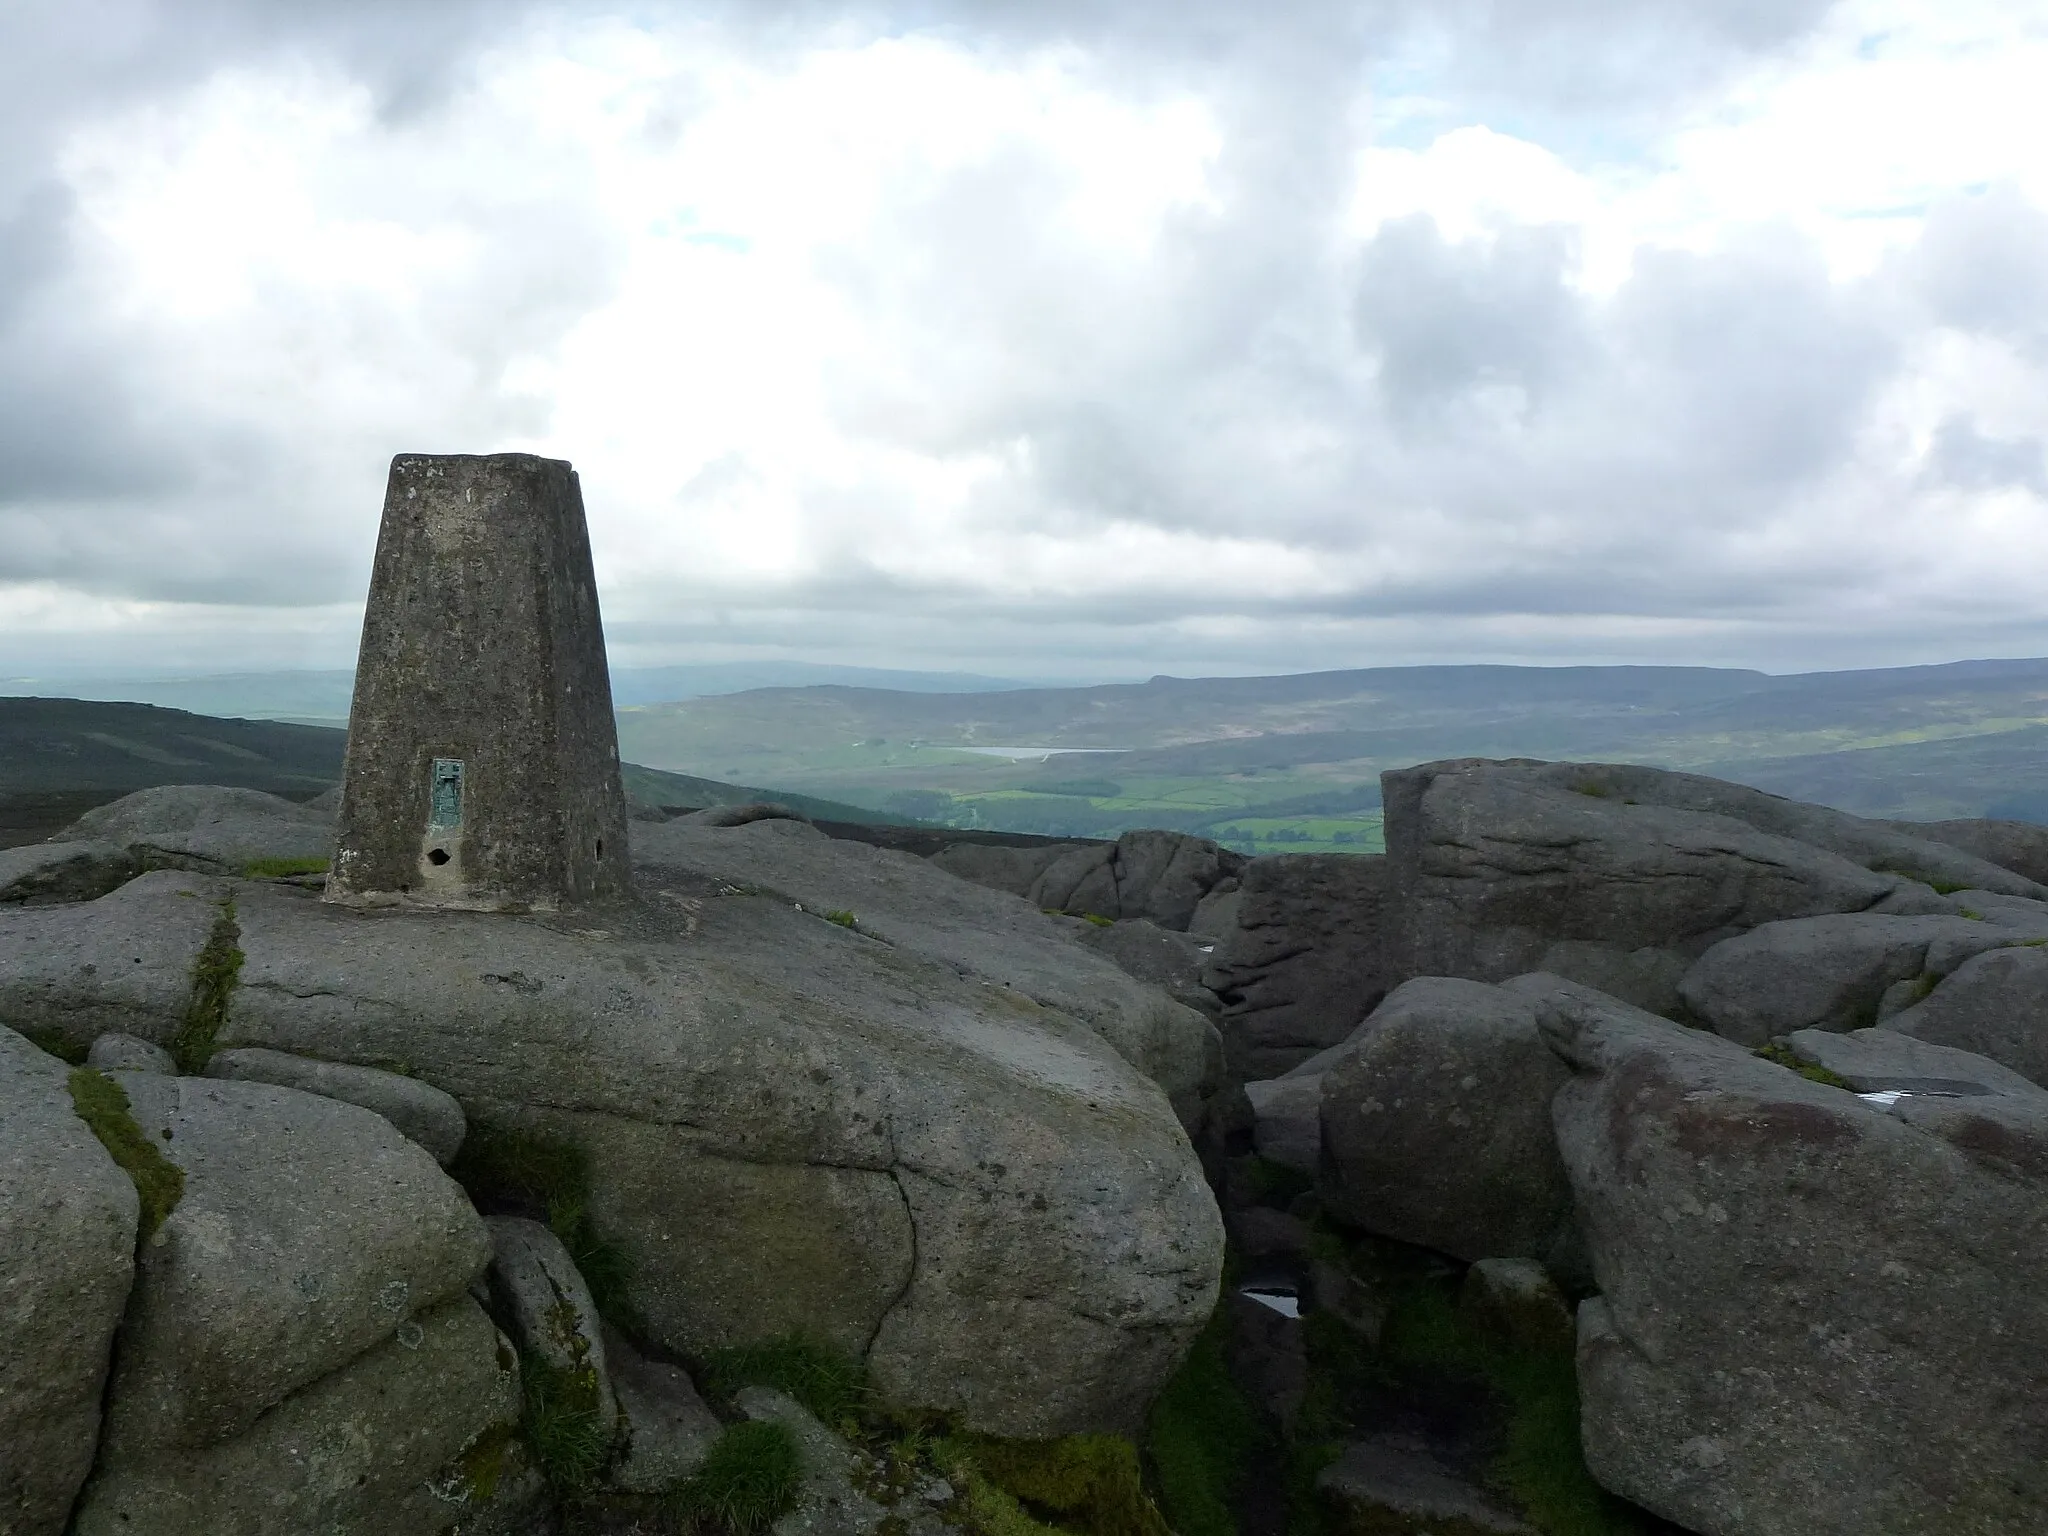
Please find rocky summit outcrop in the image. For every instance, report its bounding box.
[1540,985,2048,1536]
[1677,908,2048,1044]
[0,1030,137,1536]
[1380,758,2038,986]
[0,834,1223,1445]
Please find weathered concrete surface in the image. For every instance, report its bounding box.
[0,869,222,1051]
[1541,986,2048,1536]
[72,1296,520,1536]
[328,453,629,911]
[97,1073,491,1459]
[0,1030,137,1536]
[205,1047,468,1165]
[1201,853,1396,1078]
[210,877,1219,1438]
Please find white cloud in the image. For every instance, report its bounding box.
[3,0,2048,677]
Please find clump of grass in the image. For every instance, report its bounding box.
[701,1333,870,1431]
[1145,1308,1262,1536]
[521,1353,612,1491]
[673,1420,802,1533]
[1569,781,1615,799]
[823,909,858,928]
[68,1068,185,1239]
[168,896,242,1072]
[242,856,330,879]
[1928,879,1971,896]
[1753,1041,1853,1090]
[1077,912,1115,927]
[450,1127,637,1327]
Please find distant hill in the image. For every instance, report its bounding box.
[1,661,1073,723]
[0,696,921,847]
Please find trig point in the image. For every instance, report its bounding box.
[326,452,631,909]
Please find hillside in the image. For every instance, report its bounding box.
[612,657,2048,849]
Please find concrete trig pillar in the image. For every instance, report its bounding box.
[327,452,631,909]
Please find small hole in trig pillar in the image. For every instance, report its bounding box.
[427,848,451,866]
[596,838,604,858]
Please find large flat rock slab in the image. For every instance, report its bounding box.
[631,817,1221,1118]
[0,869,224,1053]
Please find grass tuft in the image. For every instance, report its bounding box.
[701,1332,870,1431]
[673,1420,802,1533]
[823,908,858,928]
[68,1068,185,1238]
[521,1352,612,1491]
[168,896,242,1073]
[1753,1041,1853,1089]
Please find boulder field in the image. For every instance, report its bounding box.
[10,758,2048,1535]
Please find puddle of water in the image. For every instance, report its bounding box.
[953,745,1130,760]
[1240,1287,1301,1319]
[1857,1090,1908,1108]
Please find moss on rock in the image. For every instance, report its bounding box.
[67,1066,184,1238]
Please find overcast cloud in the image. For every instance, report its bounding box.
[2,0,2046,679]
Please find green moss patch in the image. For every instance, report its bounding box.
[673,1420,802,1533]
[1378,1282,1647,1536]
[68,1067,184,1239]
[169,896,242,1073]
[1144,1307,1261,1536]
[946,1434,1171,1536]
[1753,1042,1853,1090]
[242,856,331,879]
[823,908,858,928]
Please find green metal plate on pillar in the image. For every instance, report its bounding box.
[429,758,465,830]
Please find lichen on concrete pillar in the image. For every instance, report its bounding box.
[327,452,631,910]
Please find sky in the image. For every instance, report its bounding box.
[3,0,2047,682]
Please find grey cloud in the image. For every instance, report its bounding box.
[1926,418,2048,497]
[1354,215,1586,410]
[1913,184,2048,359]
